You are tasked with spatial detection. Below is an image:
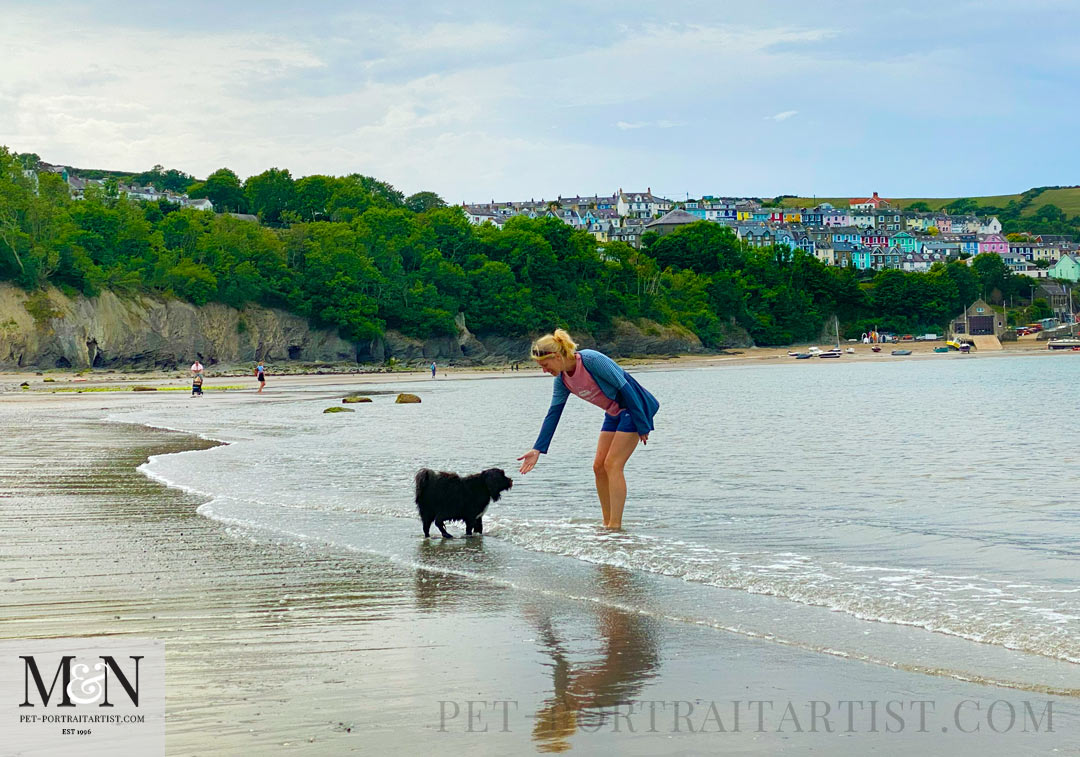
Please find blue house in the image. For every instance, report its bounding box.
[889,231,919,254]
[849,245,872,270]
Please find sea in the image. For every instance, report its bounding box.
[108,354,1080,697]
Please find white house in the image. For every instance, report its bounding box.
[616,188,673,220]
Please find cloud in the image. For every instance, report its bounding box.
[765,110,798,121]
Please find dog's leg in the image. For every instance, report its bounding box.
[474,517,483,535]
[435,520,454,539]
[422,518,434,538]
[465,521,474,536]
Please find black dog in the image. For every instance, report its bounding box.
[414,467,513,538]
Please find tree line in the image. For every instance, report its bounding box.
[0,147,1059,350]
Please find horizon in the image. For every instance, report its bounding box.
[3,1,1078,202]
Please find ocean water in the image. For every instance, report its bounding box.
[109,355,1080,696]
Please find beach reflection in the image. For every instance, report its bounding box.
[530,565,660,753]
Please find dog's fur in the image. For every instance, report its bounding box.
[414,467,513,538]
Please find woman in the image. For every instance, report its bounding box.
[517,329,658,529]
[254,362,266,393]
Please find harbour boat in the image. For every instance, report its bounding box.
[845,348,855,354]
[793,353,814,359]
[959,343,971,353]
[1047,338,1080,350]
[819,351,841,358]
[871,346,882,353]
[933,346,950,353]
[891,349,912,356]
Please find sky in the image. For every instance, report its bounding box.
[2,1,1078,203]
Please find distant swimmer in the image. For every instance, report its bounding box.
[517,328,659,530]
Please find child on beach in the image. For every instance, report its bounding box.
[517,329,659,530]
[255,363,266,393]
[191,374,203,397]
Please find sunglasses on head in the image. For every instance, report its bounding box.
[531,349,557,359]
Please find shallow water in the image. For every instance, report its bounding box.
[110,355,1080,695]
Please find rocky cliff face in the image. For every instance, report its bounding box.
[0,284,735,370]
[0,285,357,370]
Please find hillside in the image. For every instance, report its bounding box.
[777,188,1080,214]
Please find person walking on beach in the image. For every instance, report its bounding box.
[191,373,204,397]
[254,362,266,393]
[430,361,437,378]
[517,329,659,530]
[190,360,204,377]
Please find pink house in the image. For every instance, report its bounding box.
[978,233,1009,255]
[823,210,851,226]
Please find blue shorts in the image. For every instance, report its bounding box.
[601,410,636,433]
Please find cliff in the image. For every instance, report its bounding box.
[0,284,732,370]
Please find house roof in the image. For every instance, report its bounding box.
[645,209,701,228]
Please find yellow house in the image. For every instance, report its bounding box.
[736,209,754,221]
[783,210,802,223]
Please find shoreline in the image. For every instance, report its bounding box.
[0,395,1075,754]
[0,338,1066,395]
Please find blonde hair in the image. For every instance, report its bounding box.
[530,328,577,361]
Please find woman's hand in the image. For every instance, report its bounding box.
[517,449,540,474]
[639,433,649,446]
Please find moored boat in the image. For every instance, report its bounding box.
[891,349,912,356]
[1047,338,1080,350]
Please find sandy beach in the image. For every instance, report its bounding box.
[0,335,1060,396]
[1,367,1075,756]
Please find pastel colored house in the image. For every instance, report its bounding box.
[850,209,876,228]
[849,245,872,270]
[1049,255,1080,282]
[831,226,862,246]
[889,231,919,254]
[977,233,1009,255]
[823,209,851,226]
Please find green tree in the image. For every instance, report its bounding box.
[244,168,296,223]
[405,191,447,213]
[188,168,247,213]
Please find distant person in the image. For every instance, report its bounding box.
[430,361,437,378]
[191,373,203,397]
[517,329,659,530]
[190,360,204,377]
[255,362,266,393]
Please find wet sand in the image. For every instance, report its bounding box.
[0,396,1075,755]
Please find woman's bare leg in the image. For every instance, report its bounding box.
[601,432,640,529]
[592,432,616,525]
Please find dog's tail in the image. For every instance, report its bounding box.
[414,468,436,506]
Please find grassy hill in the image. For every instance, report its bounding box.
[778,188,1080,214]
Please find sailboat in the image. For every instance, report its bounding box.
[820,315,843,357]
